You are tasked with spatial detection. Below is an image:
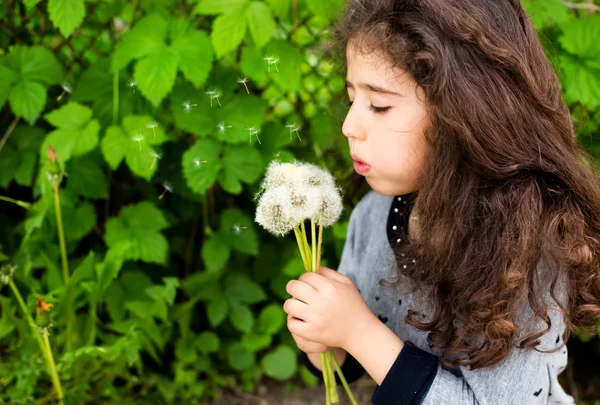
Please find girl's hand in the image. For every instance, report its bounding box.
[284,266,373,351]
[287,314,330,354]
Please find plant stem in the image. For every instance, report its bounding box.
[316,224,323,271]
[320,352,332,405]
[0,115,19,155]
[9,281,64,404]
[330,349,359,405]
[0,195,31,209]
[293,226,310,272]
[113,71,119,125]
[311,220,317,273]
[300,222,312,269]
[42,331,64,405]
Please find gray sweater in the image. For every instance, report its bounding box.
[337,190,575,405]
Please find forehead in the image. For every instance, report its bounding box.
[345,42,411,89]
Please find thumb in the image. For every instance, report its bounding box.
[318,266,347,282]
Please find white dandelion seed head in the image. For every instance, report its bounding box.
[217,122,226,133]
[61,83,72,93]
[255,186,299,236]
[133,134,144,142]
[150,151,162,159]
[232,222,247,234]
[313,186,344,227]
[183,100,192,112]
[237,77,248,84]
[0,264,16,285]
[258,161,310,192]
[303,164,336,189]
[162,182,173,193]
[193,157,202,168]
[146,121,158,129]
[128,79,136,88]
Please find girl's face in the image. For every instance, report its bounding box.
[342,43,431,196]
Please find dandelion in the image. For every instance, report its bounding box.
[133,134,144,151]
[150,151,162,169]
[0,264,15,285]
[247,126,261,144]
[158,182,173,200]
[232,222,247,235]
[193,157,208,168]
[285,122,302,141]
[264,55,280,73]
[205,89,222,107]
[36,298,54,334]
[146,121,158,140]
[183,100,198,113]
[128,79,136,93]
[57,82,72,101]
[237,76,250,94]
[217,122,232,134]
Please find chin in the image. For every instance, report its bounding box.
[365,178,405,196]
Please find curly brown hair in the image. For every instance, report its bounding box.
[331,0,600,370]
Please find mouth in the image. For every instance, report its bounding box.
[351,153,370,174]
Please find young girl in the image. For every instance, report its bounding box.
[283,0,600,404]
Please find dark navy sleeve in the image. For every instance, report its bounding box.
[299,350,367,385]
[371,340,439,405]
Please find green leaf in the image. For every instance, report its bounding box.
[111,13,169,72]
[559,16,600,61]
[171,80,216,135]
[66,156,108,199]
[282,256,305,277]
[207,298,229,327]
[105,202,169,264]
[211,10,248,59]
[559,54,600,108]
[101,126,127,169]
[229,301,254,332]
[257,303,286,335]
[42,102,100,163]
[214,94,268,143]
[521,0,573,29]
[224,272,267,304]
[263,40,303,92]
[220,208,259,255]
[47,0,86,38]
[220,144,264,193]
[228,342,254,371]
[266,0,290,19]
[14,151,37,186]
[246,2,276,49]
[0,64,16,110]
[134,45,179,107]
[241,332,272,351]
[63,201,96,242]
[194,0,248,15]
[196,331,220,353]
[69,252,96,288]
[262,345,297,380]
[202,234,231,271]
[182,138,222,195]
[9,80,46,124]
[240,45,268,84]
[7,45,64,85]
[171,28,214,88]
[97,241,131,292]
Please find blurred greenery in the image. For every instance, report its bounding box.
[0,0,599,403]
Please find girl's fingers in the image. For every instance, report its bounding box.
[286,279,318,304]
[283,298,309,320]
[318,266,347,283]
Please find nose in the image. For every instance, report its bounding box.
[342,104,367,142]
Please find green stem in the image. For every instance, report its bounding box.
[42,331,64,405]
[300,222,312,270]
[330,349,359,405]
[320,352,332,405]
[293,226,310,272]
[9,281,64,404]
[0,195,31,209]
[316,224,323,272]
[113,71,119,125]
[311,220,317,273]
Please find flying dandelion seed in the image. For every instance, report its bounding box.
[159,182,173,199]
[264,55,280,73]
[205,89,222,107]
[237,77,250,94]
[285,123,302,141]
[217,122,232,134]
[193,157,208,168]
[146,121,158,140]
[247,126,261,144]
[183,100,198,113]
[128,79,136,93]
[232,222,247,235]
[150,151,162,169]
[133,134,144,151]
[57,83,72,101]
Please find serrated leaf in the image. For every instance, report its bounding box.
[172,29,214,88]
[246,2,276,49]
[134,45,179,106]
[48,0,86,38]
[66,157,108,199]
[263,40,303,92]
[202,234,231,271]
[262,345,297,380]
[522,0,573,29]
[240,45,268,84]
[220,208,259,255]
[211,10,248,59]
[559,16,600,61]
[111,13,169,72]
[171,81,216,135]
[7,45,64,85]
[257,303,286,335]
[559,54,600,108]
[224,272,266,304]
[221,144,264,192]
[207,298,229,327]
[9,80,46,124]
[214,94,268,143]
[194,0,248,15]
[182,138,222,195]
[101,126,127,169]
[229,301,254,332]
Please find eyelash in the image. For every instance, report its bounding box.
[347,101,390,114]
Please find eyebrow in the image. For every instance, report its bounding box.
[345,80,403,96]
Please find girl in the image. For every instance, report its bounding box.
[283,0,600,404]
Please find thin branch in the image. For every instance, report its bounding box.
[0,116,20,155]
[560,0,600,12]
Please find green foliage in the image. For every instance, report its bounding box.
[1,0,600,403]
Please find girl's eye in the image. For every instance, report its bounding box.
[346,101,390,114]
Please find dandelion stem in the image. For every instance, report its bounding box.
[311,220,317,273]
[317,224,323,271]
[0,195,31,209]
[293,226,310,272]
[300,222,312,269]
[113,71,119,126]
[9,281,63,404]
[330,349,359,405]
[42,331,64,404]
[321,352,332,405]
